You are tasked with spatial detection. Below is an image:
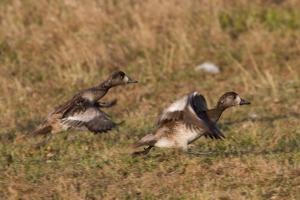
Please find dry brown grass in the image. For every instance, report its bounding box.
[1,0,300,199]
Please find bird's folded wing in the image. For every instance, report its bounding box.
[51,93,88,118]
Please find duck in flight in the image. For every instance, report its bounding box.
[132,91,250,155]
[31,71,137,141]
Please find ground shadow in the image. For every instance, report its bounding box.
[0,119,39,143]
[188,147,300,157]
[222,112,300,127]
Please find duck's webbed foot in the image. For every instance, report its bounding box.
[132,146,153,157]
[98,99,117,108]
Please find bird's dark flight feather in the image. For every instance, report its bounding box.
[189,93,225,139]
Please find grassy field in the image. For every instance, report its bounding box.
[1,0,300,199]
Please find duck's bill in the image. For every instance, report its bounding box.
[127,78,138,84]
[239,98,251,105]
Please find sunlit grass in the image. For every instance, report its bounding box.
[1,0,300,199]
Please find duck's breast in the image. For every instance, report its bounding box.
[175,123,204,144]
[154,122,205,148]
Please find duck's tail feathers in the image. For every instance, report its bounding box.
[31,125,52,137]
[132,134,156,148]
[14,125,52,144]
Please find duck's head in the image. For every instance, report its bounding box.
[217,92,250,110]
[107,71,138,87]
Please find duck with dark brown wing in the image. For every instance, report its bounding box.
[132,91,250,156]
[31,71,137,143]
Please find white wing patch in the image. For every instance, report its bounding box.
[159,95,188,121]
[164,95,188,113]
[82,92,96,102]
[192,91,198,96]
[61,108,101,129]
[66,108,100,122]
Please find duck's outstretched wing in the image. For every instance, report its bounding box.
[61,105,117,133]
[85,111,117,133]
[187,92,225,139]
[156,92,224,139]
[156,95,188,126]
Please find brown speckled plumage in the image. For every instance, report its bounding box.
[32,71,137,140]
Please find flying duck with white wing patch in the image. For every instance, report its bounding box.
[31,71,137,140]
[132,91,250,155]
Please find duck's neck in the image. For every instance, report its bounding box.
[207,106,227,123]
[98,79,112,91]
[89,79,112,101]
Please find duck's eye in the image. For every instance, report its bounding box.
[118,72,125,79]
